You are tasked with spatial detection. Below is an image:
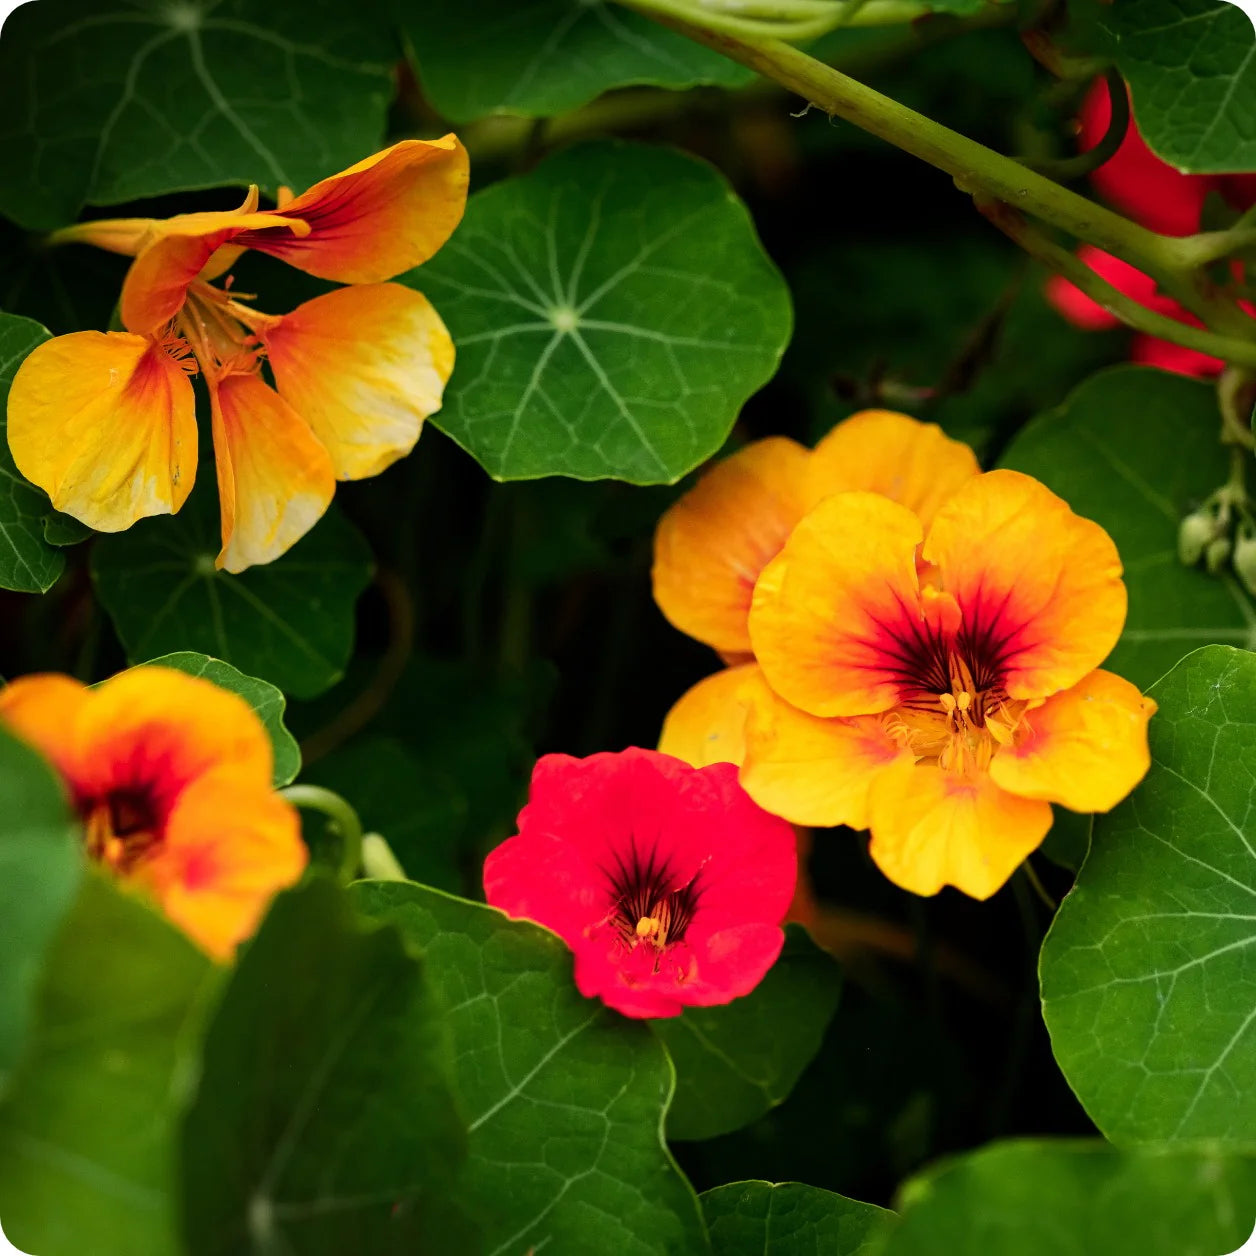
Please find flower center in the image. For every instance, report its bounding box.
[83,788,162,873]
[601,840,702,954]
[173,280,278,383]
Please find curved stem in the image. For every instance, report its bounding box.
[280,785,364,883]
[1025,67,1128,184]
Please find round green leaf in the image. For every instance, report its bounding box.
[180,878,476,1255]
[0,0,396,231]
[702,1181,893,1255]
[875,1140,1256,1256]
[405,0,751,122]
[0,312,64,594]
[91,485,373,700]
[654,924,843,1142]
[0,727,80,1097]
[1042,645,1256,1149]
[414,140,793,485]
[1000,366,1256,690]
[352,879,708,1256]
[0,873,217,1256]
[140,652,301,787]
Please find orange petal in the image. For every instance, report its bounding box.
[748,492,925,717]
[922,470,1126,701]
[867,760,1053,899]
[237,137,470,284]
[808,410,980,526]
[989,669,1156,813]
[657,663,761,768]
[740,670,906,828]
[138,767,305,960]
[652,437,812,654]
[209,373,335,574]
[7,331,197,531]
[119,210,309,334]
[262,283,454,480]
[0,674,91,785]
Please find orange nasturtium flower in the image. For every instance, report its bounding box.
[7,138,469,572]
[0,667,306,958]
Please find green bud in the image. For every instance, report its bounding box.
[1205,535,1233,575]
[1235,528,1256,597]
[1178,510,1216,566]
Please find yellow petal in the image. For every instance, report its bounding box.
[658,663,761,768]
[7,331,197,531]
[209,373,335,574]
[808,409,980,526]
[989,669,1156,812]
[740,670,906,828]
[868,759,1053,899]
[262,283,454,480]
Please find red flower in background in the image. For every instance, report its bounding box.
[483,748,797,1019]
[1046,77,1256,376]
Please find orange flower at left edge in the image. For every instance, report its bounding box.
[7,136,469,573]
[0,666,306,959]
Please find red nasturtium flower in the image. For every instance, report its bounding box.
[7,137,468,572]
[652,410,979,767]
[1045,77,1256,377]
[483,748,797,1019]
[0,667,305,959]
[742,471,1156,898]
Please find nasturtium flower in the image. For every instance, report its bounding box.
[742,470,1156,899]
[483,748,797,1019]
[652,411,979,764]
[0,666,305,959]
[8,137,468,572]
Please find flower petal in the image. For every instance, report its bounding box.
[7,331,197,531]
[262,283,454,480]
[657,663,761,768]
[808,410,979,527]
[868,760,1053,899]
[748,492,925,717]
[740,672,905,828]
[652,437,812,654]
[922,469,1126,701]
[139,767,305,960]
[0,673,91,784]
[989,669,1156,812]
[237,137,470,283]
[209,373,335,573]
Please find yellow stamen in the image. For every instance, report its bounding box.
[635,915,659,939]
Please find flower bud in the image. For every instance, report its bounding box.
[1205,535,1233,575]
[1235,528,1256,597]
[1178,510,1216,566]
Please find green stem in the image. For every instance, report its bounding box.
[280,785,364,883]
[361,833,409,882]
[1025,68,1128,184]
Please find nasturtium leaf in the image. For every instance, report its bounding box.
[702,1181,893,1255]
[1000,366,1255,689]
[405,0,751,122]
[353,880,709,1256]
[0,312,64,594]
[0,727,80,1097]
[873,1139,1256,1255]
[654,925,843,1142]
[302,735,462,891]
[1041,645,1256,1149]
[1085,0,1256,174]
[0,0,396,231]
[141,652,301,787]
[412,140,793,485]
[42,510,92,547]
[91,484,373,700]
[179,878,475,1256]
[1039,809,1091,872]
[0,872,217,1256]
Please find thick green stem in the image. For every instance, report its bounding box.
[280,785,364,883]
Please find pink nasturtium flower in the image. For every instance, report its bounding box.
[1045,77,1256,377]
[483,748,797,1019]
[8,138,469,572]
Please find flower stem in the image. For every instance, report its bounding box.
[361,833,409,882]
[280,785,364,883]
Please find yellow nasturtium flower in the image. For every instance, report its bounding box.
[8,138,469,572]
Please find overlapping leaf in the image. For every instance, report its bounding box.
[0,313,63,594]
[413,140,792,485]
[0,0,396,230]
[1000,366,1254,689]
[92,485,372,700]
[1042,646,1256,1149]
[353,880,709,1255]
[703,1181,892,1255]
[654,925,843,1142]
